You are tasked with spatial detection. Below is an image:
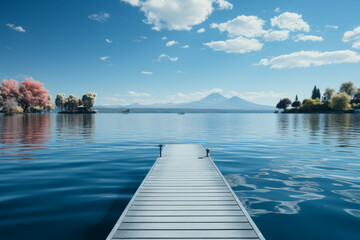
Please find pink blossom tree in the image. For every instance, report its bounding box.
[18,77,50,112]
[0,79,20,100]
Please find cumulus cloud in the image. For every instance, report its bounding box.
[105,38,112,43]
[343,26,360,49]
[204,37,263,54]
[216,0,233,10]
[88,12,111,22]
[211,15,266,38]
[128,91,151,97]
[157,53,178,61]
[181,45,189,48]
[166,40,179,47]
[100,56,110,61]
[6,23,26,32]
[161,36,167,40]
[122,0,233,31]
[238,91,283,100]
[325,25,338,30]
[168,89,223,103]
[141,71,153,75]
[257,50,360,69]
[197,28,205,33]
[121,0,140,6]
[226,90,283,101]
[293,34,323,42]
[263,30,289,42]
[271,12,310,32]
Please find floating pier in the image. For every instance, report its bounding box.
[107,144,265,239]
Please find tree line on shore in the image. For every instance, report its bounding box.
[55,92,97,113]
[0,78,96,114]
[276,81,360,113]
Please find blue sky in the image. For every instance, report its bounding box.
[1,0,360,106]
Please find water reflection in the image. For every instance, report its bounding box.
[0,114,52,161]
[56,114,96,140]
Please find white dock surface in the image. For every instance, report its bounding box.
[107,144,265,240]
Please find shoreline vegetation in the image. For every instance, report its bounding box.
[0,78,97,115]
[276,81,360,114]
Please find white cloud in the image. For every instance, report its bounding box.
[211,15,266,38]
[216,0,233,10]
[166,40,179,47]
[100,56,110,61]
[105,38,112,43]
[257,50,360,69]
[271,12,310,32]
[274,7,280,13]
[104,97,126,103]
[353,42,360,49]
[161,36,167,40]
[88,12,111,22]
[343,26,360,49]
[204,37,263,54]
[177,70,184,74]
[325,25,338,30]
[121,0,140,6]
[197,28,205,33]
[181,45,189,48]
[141,71,153,75]
[133,36,148,42]
[225,90,282,101]
[6,23,26,32]
[168,89,223,103]
[122,0,232,31]
[157,53,178,61]
[238,91,283,101]
[293,34,323,42]
[263,30,289,42]
[128,91,151,97]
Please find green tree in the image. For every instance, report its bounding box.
[292,95,301,107]
[276,98,292,111]
[323,88,336,101]
[55,93,67,111]
[66,94,79,112]
[316,88,321,99]
[82,92,97,111]
[339,81,356,97]
[311,86,317,99]
[353,88,360,100]
[329,92,351,111]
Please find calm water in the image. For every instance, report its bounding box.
[1,113,360,240]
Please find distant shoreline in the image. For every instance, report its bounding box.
[94,108,275,114]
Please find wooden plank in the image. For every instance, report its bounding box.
[122,216,250,223]
[107,144,265,240]
[130,205,240,211]
[137,192,233,197]
[126,210,244,216]
[119,222,252,230]
[135,196,235,201]
[132,201,238,206]
[113,230,259,238]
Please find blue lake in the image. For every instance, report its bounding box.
[1,113,360,240]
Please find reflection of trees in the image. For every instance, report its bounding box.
[277,114,290,136]
[279,113,359,148]
[56,114,95,140]
[0,114,52,160]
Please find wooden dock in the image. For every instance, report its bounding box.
[107,144,265,240]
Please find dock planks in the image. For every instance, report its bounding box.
[107,144,265,240]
